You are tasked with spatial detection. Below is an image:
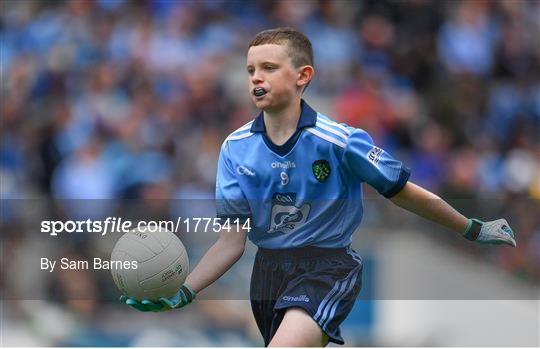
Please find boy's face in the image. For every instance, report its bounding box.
[246,43,303,111]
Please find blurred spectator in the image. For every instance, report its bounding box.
[438,1,500,76]
[51,138,114,199]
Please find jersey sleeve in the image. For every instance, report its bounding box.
[343,129,410,198]
[215,141,252,221]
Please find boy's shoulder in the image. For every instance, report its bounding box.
[308,113,353,147]
[223,120,256,144]
[317,112,376,142]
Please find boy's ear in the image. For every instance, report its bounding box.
[297,65,314,89]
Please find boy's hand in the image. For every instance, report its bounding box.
[120,285,196,312]
[462,218,516,247]
[120,295,166,312]
[159,285,197,310]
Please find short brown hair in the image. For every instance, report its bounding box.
[249,27,314,68]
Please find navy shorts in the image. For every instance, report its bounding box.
[250,245,363,345]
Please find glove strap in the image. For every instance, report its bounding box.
[180,285,196,303]
[462,218,482,241]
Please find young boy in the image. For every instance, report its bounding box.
[121,27,516,346]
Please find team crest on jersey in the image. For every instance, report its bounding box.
[312,160,331,182]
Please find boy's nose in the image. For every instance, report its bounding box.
[251,72,264,85]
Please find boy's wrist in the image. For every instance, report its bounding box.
[181,284,197,301]
[462,218,483,241]
[461,219,473,235]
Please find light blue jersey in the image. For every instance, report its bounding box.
[216,100,410,249]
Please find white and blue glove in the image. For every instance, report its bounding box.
[120,284,196,312]
[462,218,516,247]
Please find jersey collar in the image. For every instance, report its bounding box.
[250,99,317,133]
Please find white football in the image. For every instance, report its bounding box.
[110,226,189,301]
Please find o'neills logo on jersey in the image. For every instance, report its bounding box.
[271,161,296,169]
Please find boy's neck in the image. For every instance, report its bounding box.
[263,98,302,146]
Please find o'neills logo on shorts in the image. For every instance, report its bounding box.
[282,295,310,302]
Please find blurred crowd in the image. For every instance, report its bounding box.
[1,0,539,345]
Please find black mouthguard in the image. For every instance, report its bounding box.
[253,87,267,97]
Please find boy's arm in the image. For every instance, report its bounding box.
[341,129,515,247]
[184,224,247,294]
[389,181,469,233]
[123,140,253,312]
[122,225,247,312]
[390,181,516,247]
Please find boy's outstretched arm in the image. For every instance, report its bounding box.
[390,181,516,247]
[121,225,248,312]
